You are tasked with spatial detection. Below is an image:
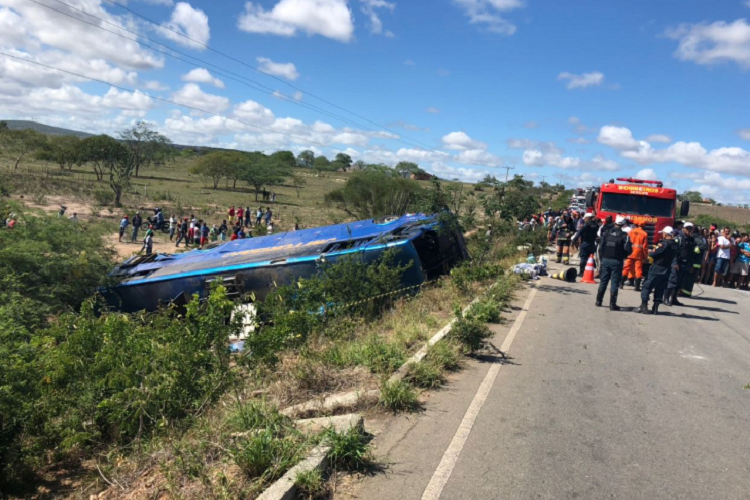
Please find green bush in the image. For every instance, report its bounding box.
[246,250,410,367]
[449,309,492,354]
[468,297,502,324]
[93,189,112,206]
[425,340,462,372]
[405,361,444,389]
[231,429,304,482]
[323,426,371,471]
[378,379,419,413]
[295,469,327,499]
[0,288,239,490]
[347,336,407,374]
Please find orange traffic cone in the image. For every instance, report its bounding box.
[581,255,597,284]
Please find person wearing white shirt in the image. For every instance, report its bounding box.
[713,227,733,287]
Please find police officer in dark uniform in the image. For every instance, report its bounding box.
[572,212,599,278]
[638,226,678,314]
[596,216,632,310]
[664,222,696,306]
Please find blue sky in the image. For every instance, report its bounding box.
[1,0,750,203]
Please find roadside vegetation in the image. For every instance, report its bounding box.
[1,123,557,498]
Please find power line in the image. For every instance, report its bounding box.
[19,0,506,170]
[0,50,349,154]
[29,0,434,151]
[97,0,438,152]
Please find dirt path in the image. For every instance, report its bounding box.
[13,194,184,261]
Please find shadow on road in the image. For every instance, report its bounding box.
[684,304,739,314]
[689,296,737,305]
[656,311,720,321]
[536,284,591,295]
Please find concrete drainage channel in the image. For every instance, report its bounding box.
[261,285,501,500]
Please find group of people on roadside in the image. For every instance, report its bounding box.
[543,208,749,315]
[117,205,290,256]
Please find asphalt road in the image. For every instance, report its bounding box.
[353,264,750,500]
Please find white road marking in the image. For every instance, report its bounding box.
[421,286,538,500]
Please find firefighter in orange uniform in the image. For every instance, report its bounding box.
[621,220,649,291]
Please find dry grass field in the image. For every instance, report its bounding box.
[689,203,750,228]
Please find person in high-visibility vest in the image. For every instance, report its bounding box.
[621,220,649,291]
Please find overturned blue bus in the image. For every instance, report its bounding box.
[105,214,469,312]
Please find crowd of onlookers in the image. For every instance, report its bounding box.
[117,205,294,255]
[531,208,750,291]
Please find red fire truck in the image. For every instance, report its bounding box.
[586,178,690,244]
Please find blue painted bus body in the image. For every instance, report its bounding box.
[105,214,469,312]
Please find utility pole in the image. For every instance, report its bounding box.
[503,165,515,182]
[558,173,564,188]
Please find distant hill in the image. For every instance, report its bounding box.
[2,120,94,138]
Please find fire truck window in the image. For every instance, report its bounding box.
[601,193,674,218]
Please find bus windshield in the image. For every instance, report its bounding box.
[600,193,674,218]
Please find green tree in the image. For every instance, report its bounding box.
[190,151,232,189]
[313,155,334,175]
[325,170,423,219]
[79,135,124,182]
[290,173,307,198]
[240,152,291,200]
[297,150,315,168]
[271,150,297,169]
[334,153,353,171]
[352,160,367,171]
[680,191,704,203]
[118,122,172,177]
[37,135,82,170]
[395,161,420,178]
[0,129,46,170]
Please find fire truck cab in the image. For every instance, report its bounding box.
[586,178,690,244]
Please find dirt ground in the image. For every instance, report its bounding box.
[13,194,182,260]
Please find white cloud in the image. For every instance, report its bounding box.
[589,154,619,171]
[238,0,355,43]
[523,121,538,129]
[256,57,299,80]
[636,168,658,180]
[645,134,672,144]
[172,83,230,112]
[455,149,502,167]
[161,2,211,49]
[293,91,303,100]
[738,128,750,140]
[138,0,174,5]
[507,138,561,154]
[429,162,490,182]
[599,124,750,177]
[360,0,395,36]
[453,0,523,35]
[143,80,169,91]
[666,19,750,68]
[233,100,275,126]
[442,131,487,151]
[0,0,162,70]
[671,171,750,204]
[182,68,225,88]
[567,137,590,144]
[426,107,440,114]
[597,125,641,150]
[558,71,605,89]
[511,137,617,172]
